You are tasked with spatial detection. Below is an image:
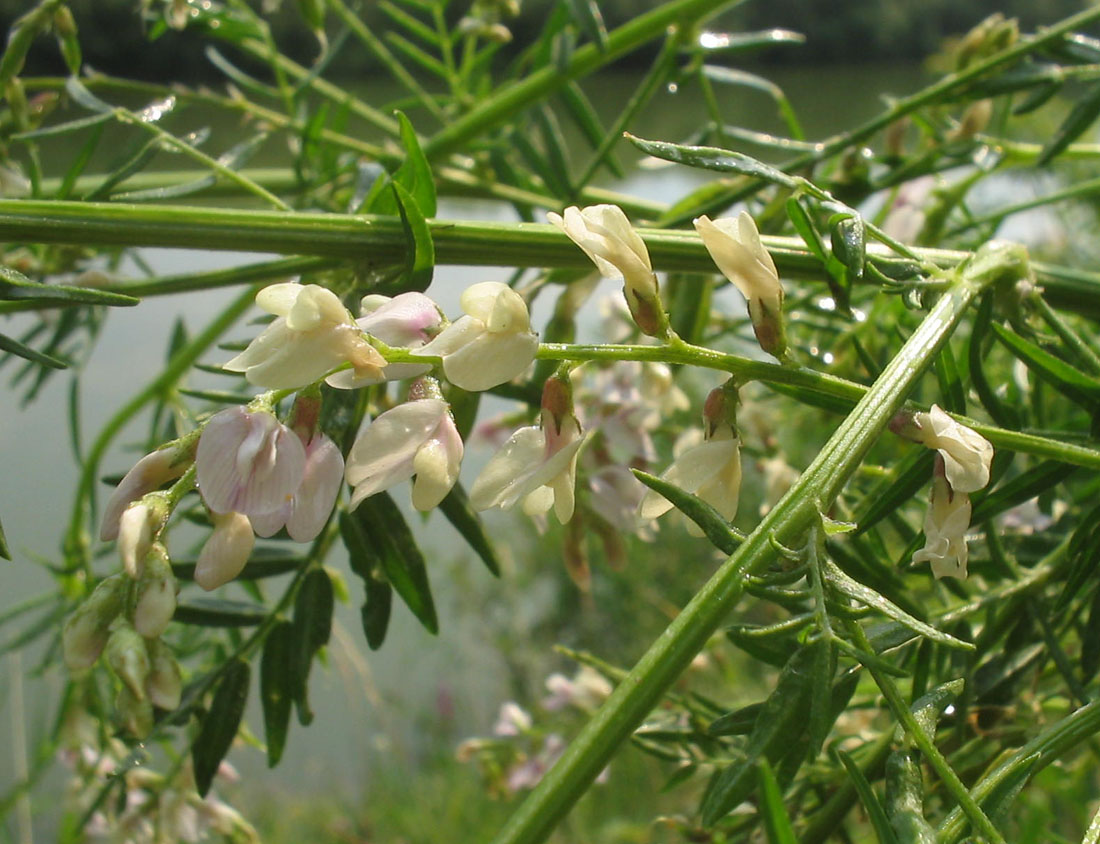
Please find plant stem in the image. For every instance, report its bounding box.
[491,275,980,844]
[423,0,740,159]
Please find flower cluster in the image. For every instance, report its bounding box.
[900,404,995,579]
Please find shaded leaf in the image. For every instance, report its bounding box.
[756,759,797,844]
[193,659,250,796]
[289,568,334,726]
[564,0,608,51]
[853,448,933,536]
[260,621,294,767]
[174,598,267,627]
[1037,81,1100,166]
[834,747,899,844]
[970,460,1074,524]
[632,469,743,554]
[391,180,435,293]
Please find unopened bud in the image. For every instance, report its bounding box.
[133,544,177,639]
[145,639,183,711]
[62,575,127,671]
[540,375,573,436]
[118,503,157,578]
[101,444,191,542]
[949,99,992,143]
[116,685,154,739]
[195,511,254,590]
[624,286,668,338]
[106,623,150,700]
[703,380,740,440]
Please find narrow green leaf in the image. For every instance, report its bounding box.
[350,493,438,634]
[725,621,808,667]
[1013,81,1061,115]
[83,136,163,202]
[0,331,67,369]
[391,180,435,293]
[934,341,966,415]
[558,82,622,177]
[378,1,439,47]
[824,559,973,650]
[437,483,501,577]
[884,747,935,844]
[564,0,608,51]
[970,460,1074,524]
[340,511,393,649]
[701,65,804,140]
[0,267,139,307]
[205,46,280,98]
[991,321,1100,409]
[834,747,898,844]
[853,448,933,535]
[64,76,114,114]
[56,122,105,201]
[632,469,743,554]
[289,568,334,726]
[807,639,836,757]
[260,621,294,767]
[1080,586,1100,683]
[969,293,1018,428]
[174,598,267,627]
[756,759,797,844]
[628,134,798,188]
[12,111,112,141]
[386,31,449,79]
[0,514,8,560]
[786,198,828,263]
[1056,503,1100,611]
[193,659,250,796]
[392,110,436,218]
[980,752,1040,825]
[513,129,570,198]
[535,106,573,197]
[1037,81,1100,166]
[707,702,762,736]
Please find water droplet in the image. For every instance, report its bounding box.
[698,31,730,49]
[666,83,678,94]
[138,96,176,123]
[944,704,956,716]
[822,352,834,365]
[817,296,836,311]
[852,308,867,323]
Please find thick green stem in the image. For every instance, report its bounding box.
[491,278,979,844]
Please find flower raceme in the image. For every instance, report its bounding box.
[224,282,387,389]
[913,471,973,579]
[694,212,787,358]
[414,282,538,391]
[548,205,666,336]
[344,392,464,512]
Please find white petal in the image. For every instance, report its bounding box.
[486,286,531,334]
[470,426,546,511]
[195,512,255,590]
[415,315,484,359]
[639,439,738,520]
[255,282,303,316]
[345,399,448,487]
[441,330,538,391]
[460,282,513,323]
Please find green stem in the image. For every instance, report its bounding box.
[844,620,1006,844]
[423,0,740,159]
[491,276,980,844]
[63,285,259,570]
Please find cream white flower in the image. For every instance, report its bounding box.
[345,397,464,511]
[224,282,386,389]
[326,291,442,389]
[414,282,538,391]
[547,205,657,300]
[694,212,786,356]
[913,474,972,579]
[194,512,255,591]
[470,405,586,524]
[913,405,993,493]
[118,503,158,579]
[195,407,307,518]
[638,430,742,522]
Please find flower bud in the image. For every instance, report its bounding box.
[118,498,168,579]
[62,575,127,671]
[101,444,190,542]
[116,685,154,739]
[145,639,183,711]
[133,544,177,639]
[195,511,255,591]
[106,623,151,700]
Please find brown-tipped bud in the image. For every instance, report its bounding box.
[133,544,177,639]
[540,375,574,437]
[145,639,183,711]
[703,380,740,441]
[116,685,154,739]
[287,390,323,443]
[747,297,788,360]
[62,575,127,671]
[624,285,668,339]
[106,623,150,701]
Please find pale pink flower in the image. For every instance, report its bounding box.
[249,433,343,541]
[194,512,255,590]
[224,282,386,388]
[345,398,464,511]
[100,446,189,541]
[195,407,306,518]
[414,282,538,391]
[542,665,613,712]
[326,292,443,388]
[470,401,587,524]
[492,702,533,737]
